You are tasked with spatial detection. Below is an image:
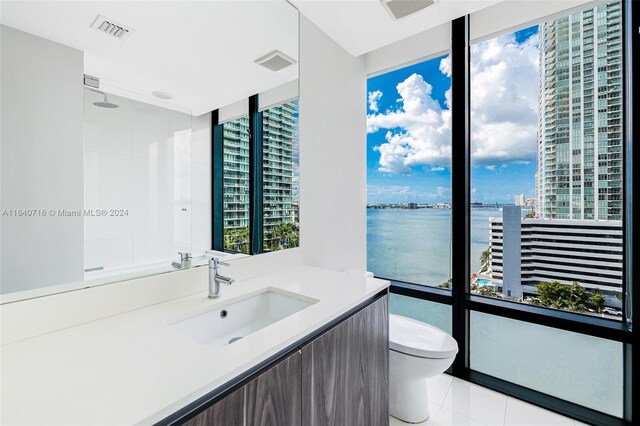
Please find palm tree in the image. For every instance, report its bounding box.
[480,248,490,268]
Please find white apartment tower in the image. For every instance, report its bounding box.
[536,1,623,220]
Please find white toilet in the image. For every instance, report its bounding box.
[389,314,459,423]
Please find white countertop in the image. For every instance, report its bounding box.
[0,265,388,425]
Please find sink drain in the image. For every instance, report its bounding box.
[220,309,228,318]
[228,336,243,344]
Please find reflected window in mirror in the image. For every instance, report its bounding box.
[262,100,299,252]
[222,115,251,254]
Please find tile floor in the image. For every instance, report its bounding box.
[389,374,587,426]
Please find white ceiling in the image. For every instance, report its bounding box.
[0,1,299,116]
[291,0,502,57]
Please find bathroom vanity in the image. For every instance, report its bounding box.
[0,263,389,425]
[173,294,388,426]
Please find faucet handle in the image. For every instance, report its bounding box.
[179,252,192,261]
[210,256,230,268]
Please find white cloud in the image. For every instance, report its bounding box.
[430,166,445,172]
[368,31,539,173]
[439,55,451,77]
[368,72,451,174]
[368,90,383,112]
[470,32,539,166]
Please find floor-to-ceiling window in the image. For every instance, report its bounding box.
[367,55,452,289]
[469,2,625,319]
[367,1,635,424]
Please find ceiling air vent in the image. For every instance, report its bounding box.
[91,15,134,40]
[380,0,439,21]
[255,50,297,72]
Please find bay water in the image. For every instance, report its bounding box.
[367,208,500,286]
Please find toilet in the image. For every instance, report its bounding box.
[389,314,459,423]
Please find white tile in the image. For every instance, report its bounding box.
[131,184,174,238]
[442,378,507,426]
[98,152,133,184]
[84,121,132,155]
[390,402,442,425]
[433,406,487,426]
[132,236,179,265]
[84,213,133,240]
[429,373,455,406]
[132,156,174,185]
[132,128,170,159]
[504,398,574,426]
[84,238,133,271]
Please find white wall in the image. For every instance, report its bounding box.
[298,16,367,272]
[0,25,84,293]
[365,22,450,77]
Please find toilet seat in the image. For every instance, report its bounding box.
[389,314,458,359]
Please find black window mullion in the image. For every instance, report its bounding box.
[211,110,224,252]
[450,15,471,377]
[623,0,638,422]
[249,94,263,255]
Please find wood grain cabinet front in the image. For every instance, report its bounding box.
[176,294,388,426]
[245,349,302,426]
[302,295,389,426]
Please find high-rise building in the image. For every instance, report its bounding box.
[489,210,623,297]
[262,101,298,242]
[223,116,250,232]
[514,194,525,206]
[222,101,298,251]
[536,1,623,221]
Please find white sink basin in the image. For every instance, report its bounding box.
[170,288,318,346]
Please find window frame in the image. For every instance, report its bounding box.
[212,94,299,256]
[373,2,636,425]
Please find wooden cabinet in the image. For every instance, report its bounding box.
[175,294,388,426]
[245,350,302,426]
[182,388,243,426]
[302,296,388,426]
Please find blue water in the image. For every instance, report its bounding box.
[475,279,492,286]
[367,208,500,286]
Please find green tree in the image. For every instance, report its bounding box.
[589,289,606,313]
[438,278,452,290]
[535,280,597,313]
[479,247,490,273]
[224,226,249,254]
[264,223,299,252]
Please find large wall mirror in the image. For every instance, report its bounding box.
[0,1,299,301]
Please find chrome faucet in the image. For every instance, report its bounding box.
[172,252,192,269]
[209,257,234,299]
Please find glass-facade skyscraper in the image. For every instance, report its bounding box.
[536,1,622,220]
[222,100,298,252]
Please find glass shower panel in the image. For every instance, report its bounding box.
[83,88,193,276]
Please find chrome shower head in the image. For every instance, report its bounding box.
[93,93,119,109]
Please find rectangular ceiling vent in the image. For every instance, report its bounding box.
[380,0,439,21]
[91,15,134,40]
[255,50,297,72]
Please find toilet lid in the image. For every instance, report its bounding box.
[389,314,459,359]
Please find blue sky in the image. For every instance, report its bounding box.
[367,26,539,205]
